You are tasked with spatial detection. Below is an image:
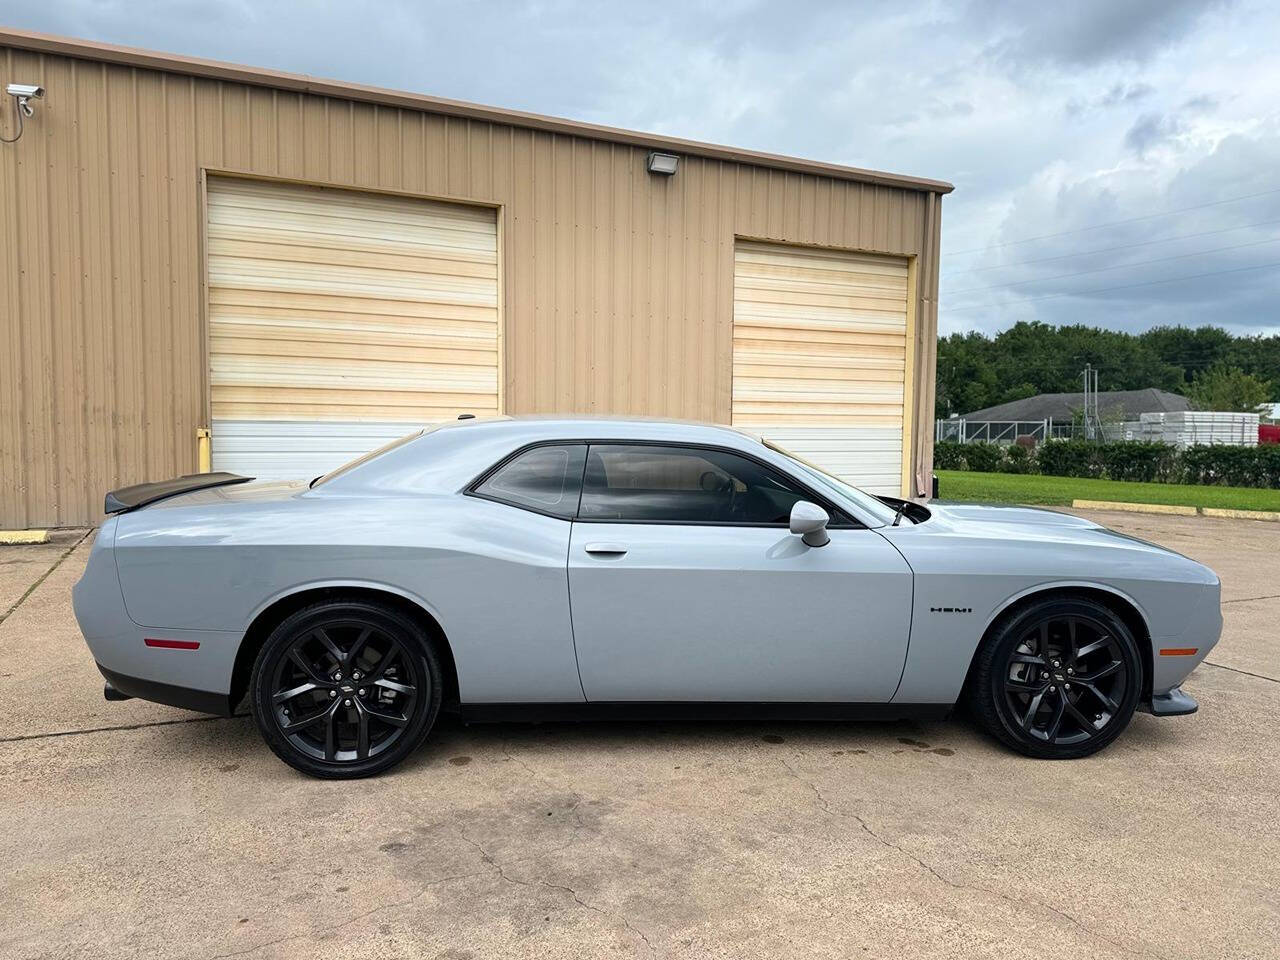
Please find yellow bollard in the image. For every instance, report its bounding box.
[196,427,212,473]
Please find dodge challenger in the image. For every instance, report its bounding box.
[73,417,1220,778]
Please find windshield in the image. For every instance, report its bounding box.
[311,430,424,487]
[762,438,899,526]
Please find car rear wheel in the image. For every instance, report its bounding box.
[249,600,443,778]
[968,597,1142,759]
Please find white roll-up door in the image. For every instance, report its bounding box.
[206,176,499,479]
[731,240,910,496]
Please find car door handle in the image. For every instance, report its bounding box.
[584,542,628,556]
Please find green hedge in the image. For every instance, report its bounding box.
[934,441,967,470]
[1002,443,1035,474]
[962,442,1005,473]
[1182,444,1280,488]
[1036,439,1095,478]
[935,439,1280,489]
[1099,442,1181,483]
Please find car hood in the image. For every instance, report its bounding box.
[927,501,1100,530]
[920,500,1197,561]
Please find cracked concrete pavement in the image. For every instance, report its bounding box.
[1,512,1277,959]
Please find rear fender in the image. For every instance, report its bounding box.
[243,578,448,639]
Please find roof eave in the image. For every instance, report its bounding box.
[0,26,954,196]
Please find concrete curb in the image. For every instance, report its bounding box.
[1200,507,1280,522]
[1071,499,1280,521]
[1071,499,1196,516]
[0,529,49,544]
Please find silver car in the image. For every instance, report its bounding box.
[73,417,1221,778]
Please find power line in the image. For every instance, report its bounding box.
[946,216,1280,276]
[946,236,1280,297]
[943,186,1280,257]
[943,260,1280,313]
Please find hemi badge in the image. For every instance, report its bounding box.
[1158,647,1199,657]
[144,638,201,651]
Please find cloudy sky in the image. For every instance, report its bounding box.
[5,0,1279,337]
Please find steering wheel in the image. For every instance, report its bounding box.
[701,470,742,521]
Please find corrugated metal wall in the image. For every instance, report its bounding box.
[0,43,941,528]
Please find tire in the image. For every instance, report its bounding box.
[967,597,1143,759]
[249,600,443,778]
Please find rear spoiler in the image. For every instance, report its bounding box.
[104,472,252,514]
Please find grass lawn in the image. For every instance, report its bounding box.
[935,470,1280,512]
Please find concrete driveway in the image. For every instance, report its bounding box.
[2,511,1277,959]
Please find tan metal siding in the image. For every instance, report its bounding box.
[731,241,910,495]
[0,45,941,527]
[0,28,954,195]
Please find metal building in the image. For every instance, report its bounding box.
[0,28,951,528]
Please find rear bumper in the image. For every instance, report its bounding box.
[97,664,234,716]
[73,516,241,709]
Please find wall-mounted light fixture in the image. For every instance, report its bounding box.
[1,83,44,144]
[646,151,679,176]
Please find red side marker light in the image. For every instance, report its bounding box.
[144,638,201,650]
[1158,647,1198,657]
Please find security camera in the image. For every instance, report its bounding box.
[1,82,43,142]
[6,84,44,117]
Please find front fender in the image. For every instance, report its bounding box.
[977,579,1153,645]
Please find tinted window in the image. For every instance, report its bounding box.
[763,438,898,526]
[578,444,809,524]
[475,444,586,518]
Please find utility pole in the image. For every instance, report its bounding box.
[1083,364,1092,440]
[1082,364,1101,440]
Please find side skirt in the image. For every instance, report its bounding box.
[458,701,954,724]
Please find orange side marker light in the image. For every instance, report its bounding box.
[1158,647,1199,657]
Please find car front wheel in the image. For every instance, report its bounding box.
[968,597,1142,759]
[249,600,443,778]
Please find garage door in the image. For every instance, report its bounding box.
[731,240,909,496]
[206,176,499,479]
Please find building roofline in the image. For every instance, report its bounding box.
[957,387,1190,420]
[0,26,954,196]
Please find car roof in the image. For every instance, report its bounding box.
[316,415,769,495]
[309,414,896,528]
[435,414,762,442]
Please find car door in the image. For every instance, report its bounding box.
[566,443,914,703]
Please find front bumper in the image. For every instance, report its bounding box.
[1149,580,1222,697]
[1140,685,1199,717]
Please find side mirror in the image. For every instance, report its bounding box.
[789,500,830,547]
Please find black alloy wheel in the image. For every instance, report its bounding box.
[969,598,1142,759]
[250,601,442,778]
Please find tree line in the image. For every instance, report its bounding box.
[936,322,1280,418]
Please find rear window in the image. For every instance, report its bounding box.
[310,431,423,487]
[473,444,587,519]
